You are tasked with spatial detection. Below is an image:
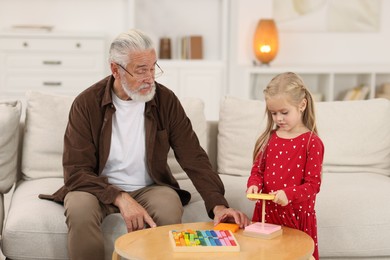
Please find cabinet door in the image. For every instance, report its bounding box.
[179,68,223,120]
[4,74,100,95]
[156,69,180,95]
[5,54,104,72]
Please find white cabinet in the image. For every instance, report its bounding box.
[157,60,224,120]
[243,66,390,102]
[0,32,106,108]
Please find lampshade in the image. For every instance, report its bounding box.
[253,19,279,65]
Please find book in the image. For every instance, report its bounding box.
[188,35,203,59]
[181,35,203,59]
[343,85,369,100]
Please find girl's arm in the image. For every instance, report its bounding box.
[247,152,266,193]
[284,136,325,204]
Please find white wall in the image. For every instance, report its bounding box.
[232,0,390,66]
[227,0,390,96]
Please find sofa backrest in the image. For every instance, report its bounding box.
[217,96,390,177]
[22,91,74,180]
[21,91,207,180]
[316,99,390,176]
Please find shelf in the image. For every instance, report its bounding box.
[158,60,225,68]
[244,65,390,101]
[130,0,228,120]
[133,0,228,62]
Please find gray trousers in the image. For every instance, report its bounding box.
[64,185,183,260]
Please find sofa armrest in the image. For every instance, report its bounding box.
[207,121,218,171]
[0,101,21,193]
[0,100,22,233]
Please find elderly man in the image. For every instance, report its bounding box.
[41,29,250,260]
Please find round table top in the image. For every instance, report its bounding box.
[114,221,314,260]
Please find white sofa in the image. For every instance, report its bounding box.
[0,91,389,260]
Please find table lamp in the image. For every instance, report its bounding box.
[253,19,279,65]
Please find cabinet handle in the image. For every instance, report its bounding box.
[43,60,62,65]
[43,81,62,86]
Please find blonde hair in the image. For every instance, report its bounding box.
[253,72,318,161]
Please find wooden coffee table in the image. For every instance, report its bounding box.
[112,221,314,260]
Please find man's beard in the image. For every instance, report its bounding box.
[122,81,156,102]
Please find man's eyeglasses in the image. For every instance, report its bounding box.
[116,62,164,82]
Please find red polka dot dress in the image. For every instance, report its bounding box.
[247,130,324,260]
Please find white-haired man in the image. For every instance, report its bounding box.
[40,29,250,260]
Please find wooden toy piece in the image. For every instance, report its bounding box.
[244,193,282,239]
[243,222,282,239]
[214,223,240,233]
[246,193,275,200]
[169,229,240,252]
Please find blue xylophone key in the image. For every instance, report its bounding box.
[214,238,222,246]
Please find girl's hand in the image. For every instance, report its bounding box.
[271,190,289,206]
[246,185,260,200]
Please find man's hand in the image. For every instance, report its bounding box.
[213,205,250,229]
[114,192,157,232]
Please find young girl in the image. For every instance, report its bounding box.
[247,72,324,260]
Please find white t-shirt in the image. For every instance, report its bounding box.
[101,92,154,191]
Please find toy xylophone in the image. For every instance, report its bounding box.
[169,229,240,252]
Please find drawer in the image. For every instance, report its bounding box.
[0,37,105,52]
[4,53,105,71]
[4,74,104,94]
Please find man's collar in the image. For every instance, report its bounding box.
[101,75,115,107]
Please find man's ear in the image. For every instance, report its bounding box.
[111,63,120,79]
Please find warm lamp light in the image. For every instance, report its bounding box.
[253,19,279,65]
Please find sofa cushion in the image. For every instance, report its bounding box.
[21,91,207,181]
[0,100,22,192]
[2,178,127,260]
[317,172,390,257]
[316,99,390,176]
[22,91,74,180]
[217,96,266,177]
[2,178,68,259]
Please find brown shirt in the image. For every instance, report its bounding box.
[40,75,228,218]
